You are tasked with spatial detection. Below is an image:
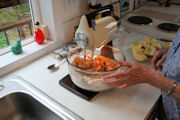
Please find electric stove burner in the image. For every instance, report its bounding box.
[59,75,99,101]
[128,16,153,25]
[158,23,180,32]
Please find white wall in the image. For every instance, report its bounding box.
[38,0,88,47]
[38,0,57,41]
[62,0,88,43]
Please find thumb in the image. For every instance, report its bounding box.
[118,61,132,68]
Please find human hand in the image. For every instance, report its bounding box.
[151,48,168,71]
[102,61,159,88]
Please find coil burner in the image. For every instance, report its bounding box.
[158,23,180,32]
[128,16,153,25]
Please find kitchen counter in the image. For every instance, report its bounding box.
[1,31,161,120]
[143,1,180,16]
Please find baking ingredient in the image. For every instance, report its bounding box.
[162,42,171,49]
[132,49,148,62]
[144,37,161,50]
[130,37,162,62]
[144,45,157,56]
[72,56,119,72]
[50,47,68,60]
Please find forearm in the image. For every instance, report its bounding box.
[148,72,180,101]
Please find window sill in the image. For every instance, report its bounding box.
[0,40,59,77]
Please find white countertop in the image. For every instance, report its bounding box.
[1,31,161,120]
[143,1,180,16]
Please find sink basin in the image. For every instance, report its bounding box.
[0,75,83,120]
[0,92,62,120]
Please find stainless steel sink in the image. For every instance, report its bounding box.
[0,75,83,120]
[0,92,62,120]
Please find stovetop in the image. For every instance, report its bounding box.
[121,7,180,41]
[142,1,180,16]
[134,8,180,24]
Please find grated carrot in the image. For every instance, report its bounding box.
[72,56,119,72]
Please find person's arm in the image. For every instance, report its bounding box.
[148,71,180,101]
[103,61,180,101]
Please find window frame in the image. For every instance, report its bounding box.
[0,0,88,77]
[0,0,41,55]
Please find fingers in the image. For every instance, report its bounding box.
[151,51,162,70]
[157,66,163,72]
[103,69,131,79]
[153,54,166,71]
[118,61,133,68]
[151,52,159,70]
[103,77,132,89]
[151,60,157,70]
[103,77,120,82]
[118,84,127,89]
[103,77,127,87]
[156,54,166,68]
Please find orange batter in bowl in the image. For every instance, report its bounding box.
[72,56,119,72]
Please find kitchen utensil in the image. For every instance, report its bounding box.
[47,59,66,70]
[48,44,77,71]
[66,45,125,92]
[75,5,120,50]
[67,6,123,91]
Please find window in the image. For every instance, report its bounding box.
[0,0,89,77]
[0,0,34,51]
